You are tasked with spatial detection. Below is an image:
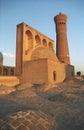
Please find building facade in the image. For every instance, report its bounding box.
[0,52,15,76]
[15,13,74,84]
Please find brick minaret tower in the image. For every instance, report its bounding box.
[54,13,70,64]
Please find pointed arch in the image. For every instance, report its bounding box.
[35,35,41,46]
[25,30,33,51]
[48,42,53,50]
[42,39,47,47]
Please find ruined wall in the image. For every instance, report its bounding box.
[0,76,19,87]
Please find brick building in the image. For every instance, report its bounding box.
[15,13,74,84]
[0,52,15,76]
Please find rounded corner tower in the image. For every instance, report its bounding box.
[54,12,70,64]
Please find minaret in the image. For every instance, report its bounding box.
[54,13,70,64]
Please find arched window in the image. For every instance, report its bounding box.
[35,35,41,46]
[42,39,47,47]
[48,42,53,50]
[53,71,56,81]
[25,30,33,53]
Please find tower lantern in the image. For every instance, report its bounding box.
[54,13,70,64]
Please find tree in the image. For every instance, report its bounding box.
[77,71,81,76]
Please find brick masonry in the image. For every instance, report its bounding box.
[0,110,53,130]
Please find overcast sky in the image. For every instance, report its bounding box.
[0,0,84,74]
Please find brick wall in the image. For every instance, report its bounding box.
[23,59,48,84]
[0,76,19,87]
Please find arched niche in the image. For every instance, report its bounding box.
[48,42,53,50]
[25,30,33,52]
[35,35,41,46]
[3,68,9,75]
[10,68,14,75]
[53,71,56,81]
[42,39,47,47]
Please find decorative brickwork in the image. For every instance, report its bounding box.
[0,110,53,130]
[54,13,70,64]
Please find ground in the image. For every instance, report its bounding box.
[0,77,84,130]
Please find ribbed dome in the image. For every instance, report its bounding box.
[0,52,3,59]
[31,46,58,61]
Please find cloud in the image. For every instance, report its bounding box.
[3,52,15,58]
[0,48,5,51]
[0,48,15,58]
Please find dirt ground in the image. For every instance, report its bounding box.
[0,77,84,130]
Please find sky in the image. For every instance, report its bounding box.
[0,0,84,74]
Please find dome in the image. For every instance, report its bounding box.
[0,52,3,59]
[31,46,58,61]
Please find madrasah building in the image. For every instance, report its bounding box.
[0,52,14,76]
[0,13,74,85]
